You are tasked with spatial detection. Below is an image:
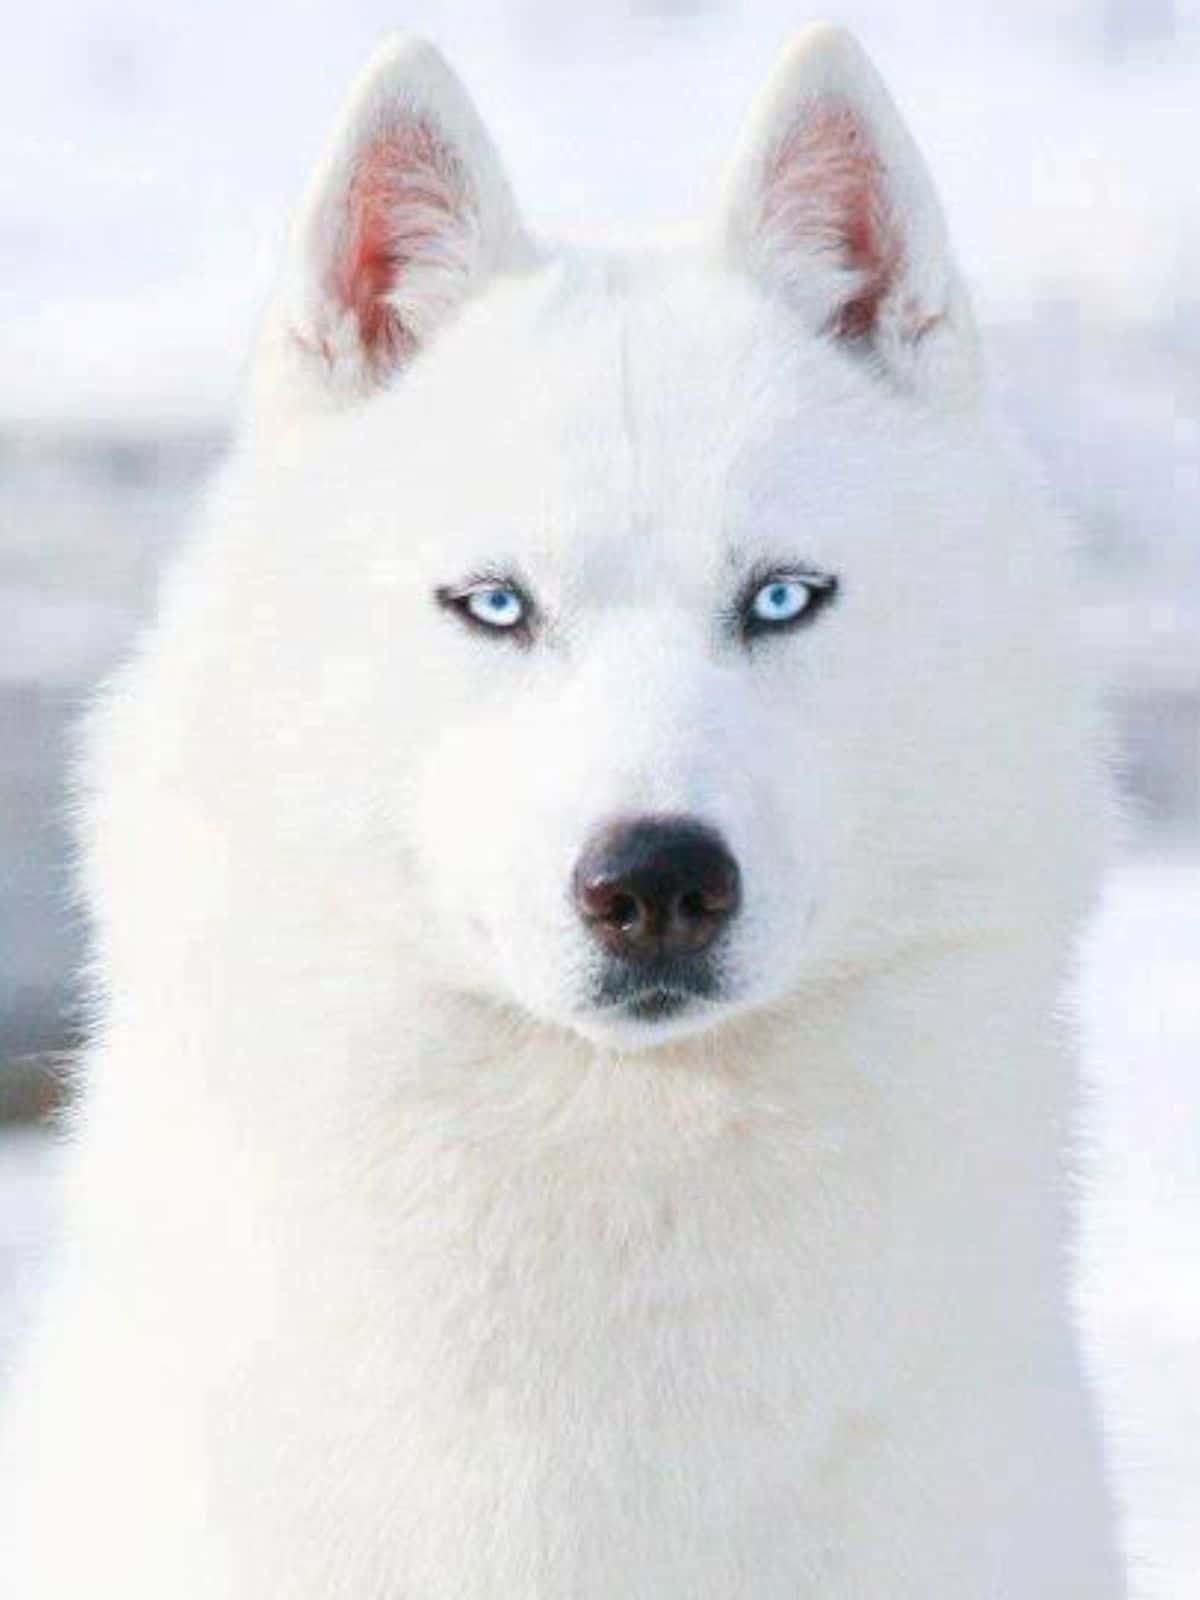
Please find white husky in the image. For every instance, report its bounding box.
[1,24,1125,1597]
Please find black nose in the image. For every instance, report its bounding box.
[573,817,741,961]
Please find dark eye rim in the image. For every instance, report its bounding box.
[734,565,840,643]
[435,572,538,645]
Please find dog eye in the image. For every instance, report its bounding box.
[462,584,525,628]
[740,570,838,640]
[436,578,532,639]
[751,579,811,624]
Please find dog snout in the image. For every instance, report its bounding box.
[572,817,741,961]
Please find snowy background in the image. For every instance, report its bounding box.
[1,1,1197,1591]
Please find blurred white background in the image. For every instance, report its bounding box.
[1,2,1197,1591]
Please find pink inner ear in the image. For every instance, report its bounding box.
[765,105,902,341]
[333,120,458,366]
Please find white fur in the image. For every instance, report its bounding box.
[1,26,1126,1597]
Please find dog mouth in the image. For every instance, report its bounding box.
[590,958,723,1025]
[619,987,695,1022]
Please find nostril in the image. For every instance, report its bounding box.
[677,889,709,923]
[604,891,641,930]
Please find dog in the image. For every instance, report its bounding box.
[1,23,1126,1595]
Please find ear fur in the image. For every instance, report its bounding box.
[260,36,532,412]
[718,24,978,402]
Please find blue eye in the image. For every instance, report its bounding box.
[740,568,838,640]
[464,584,525,628]
[751,579,812,625]
[436,576,533,640]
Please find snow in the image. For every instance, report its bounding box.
[1,852,1198,1591]
[1078,854,1200,1594]
[0,1128,64,1378]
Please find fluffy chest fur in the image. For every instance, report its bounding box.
[45,963,1098,1599]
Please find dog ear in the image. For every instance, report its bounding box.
[260,37,532,410]
[718,25,978,402]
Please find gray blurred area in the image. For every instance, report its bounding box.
[1,429,221,1112]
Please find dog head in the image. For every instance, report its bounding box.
[208,29,1089,1053]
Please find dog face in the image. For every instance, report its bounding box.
[378,269,863,1047]
[228,31,1085,1051]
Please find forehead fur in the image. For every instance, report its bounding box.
[327,245,960,585]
